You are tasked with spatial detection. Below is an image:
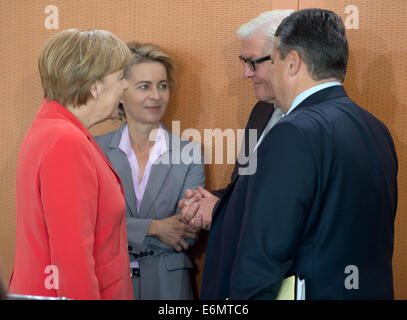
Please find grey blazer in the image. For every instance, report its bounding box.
[94,123,205,299]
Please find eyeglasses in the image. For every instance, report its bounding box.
[239,55,271,71]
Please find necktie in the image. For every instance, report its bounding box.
[253,106,283,151]
[268,106,283,130]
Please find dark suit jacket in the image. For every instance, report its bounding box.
[211,101,274,198]
[201,86,397,300]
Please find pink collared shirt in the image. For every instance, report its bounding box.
[119,124,168,214]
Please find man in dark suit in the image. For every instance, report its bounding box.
[211,101,272,199]
[180,10,293,230]
[184,8,398,299]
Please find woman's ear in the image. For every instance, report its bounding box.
[90,82,102,98]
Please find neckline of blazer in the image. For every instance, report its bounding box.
[289,85,348,115]
[108,122,175,152]
[37,99,121,180]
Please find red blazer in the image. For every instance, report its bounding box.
[9,100,133,300]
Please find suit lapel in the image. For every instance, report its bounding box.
[138,125,172,219]
[139,161,171,219]
[230,103,275,185]
[107,124,139,218]
[213,104,275,222]
[253,102,274,141]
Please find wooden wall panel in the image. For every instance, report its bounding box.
[323,0,407,301]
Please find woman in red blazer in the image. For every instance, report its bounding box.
[9,29,134,300]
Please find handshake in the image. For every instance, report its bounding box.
[178,186,219,231]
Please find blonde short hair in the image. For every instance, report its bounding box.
[118,42,176,119]
[38,29,130,107]
[124,42,176,89]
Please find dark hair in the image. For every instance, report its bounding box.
[275,8,348,81]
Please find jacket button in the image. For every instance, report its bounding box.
[149,250,154,256]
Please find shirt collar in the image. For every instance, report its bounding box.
[118,125,132,156]
[119,123,168,159]
[283,82,342,117]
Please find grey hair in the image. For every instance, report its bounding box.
[237,10,295,52]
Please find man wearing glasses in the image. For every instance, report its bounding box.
[185,8,397,300]
[178,10,294,297]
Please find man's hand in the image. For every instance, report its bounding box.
[148,214,200,252]
[179,187,219,230]
[178,189,201,223]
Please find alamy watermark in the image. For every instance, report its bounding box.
[344,265,359,290]
[44,265,59,290]
[344,5,359,30]
[150,121,258,176]
[43,4,359,31]
[44,5,59,30]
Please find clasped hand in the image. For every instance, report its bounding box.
[150,214,200,252]
[178,186,219,231]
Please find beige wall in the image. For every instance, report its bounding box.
[0,0,405,299]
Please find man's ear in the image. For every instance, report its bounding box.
[287,50,301,76]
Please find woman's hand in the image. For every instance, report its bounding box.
[148,214,200,252]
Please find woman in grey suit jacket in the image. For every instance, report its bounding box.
[95,43,204,299]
